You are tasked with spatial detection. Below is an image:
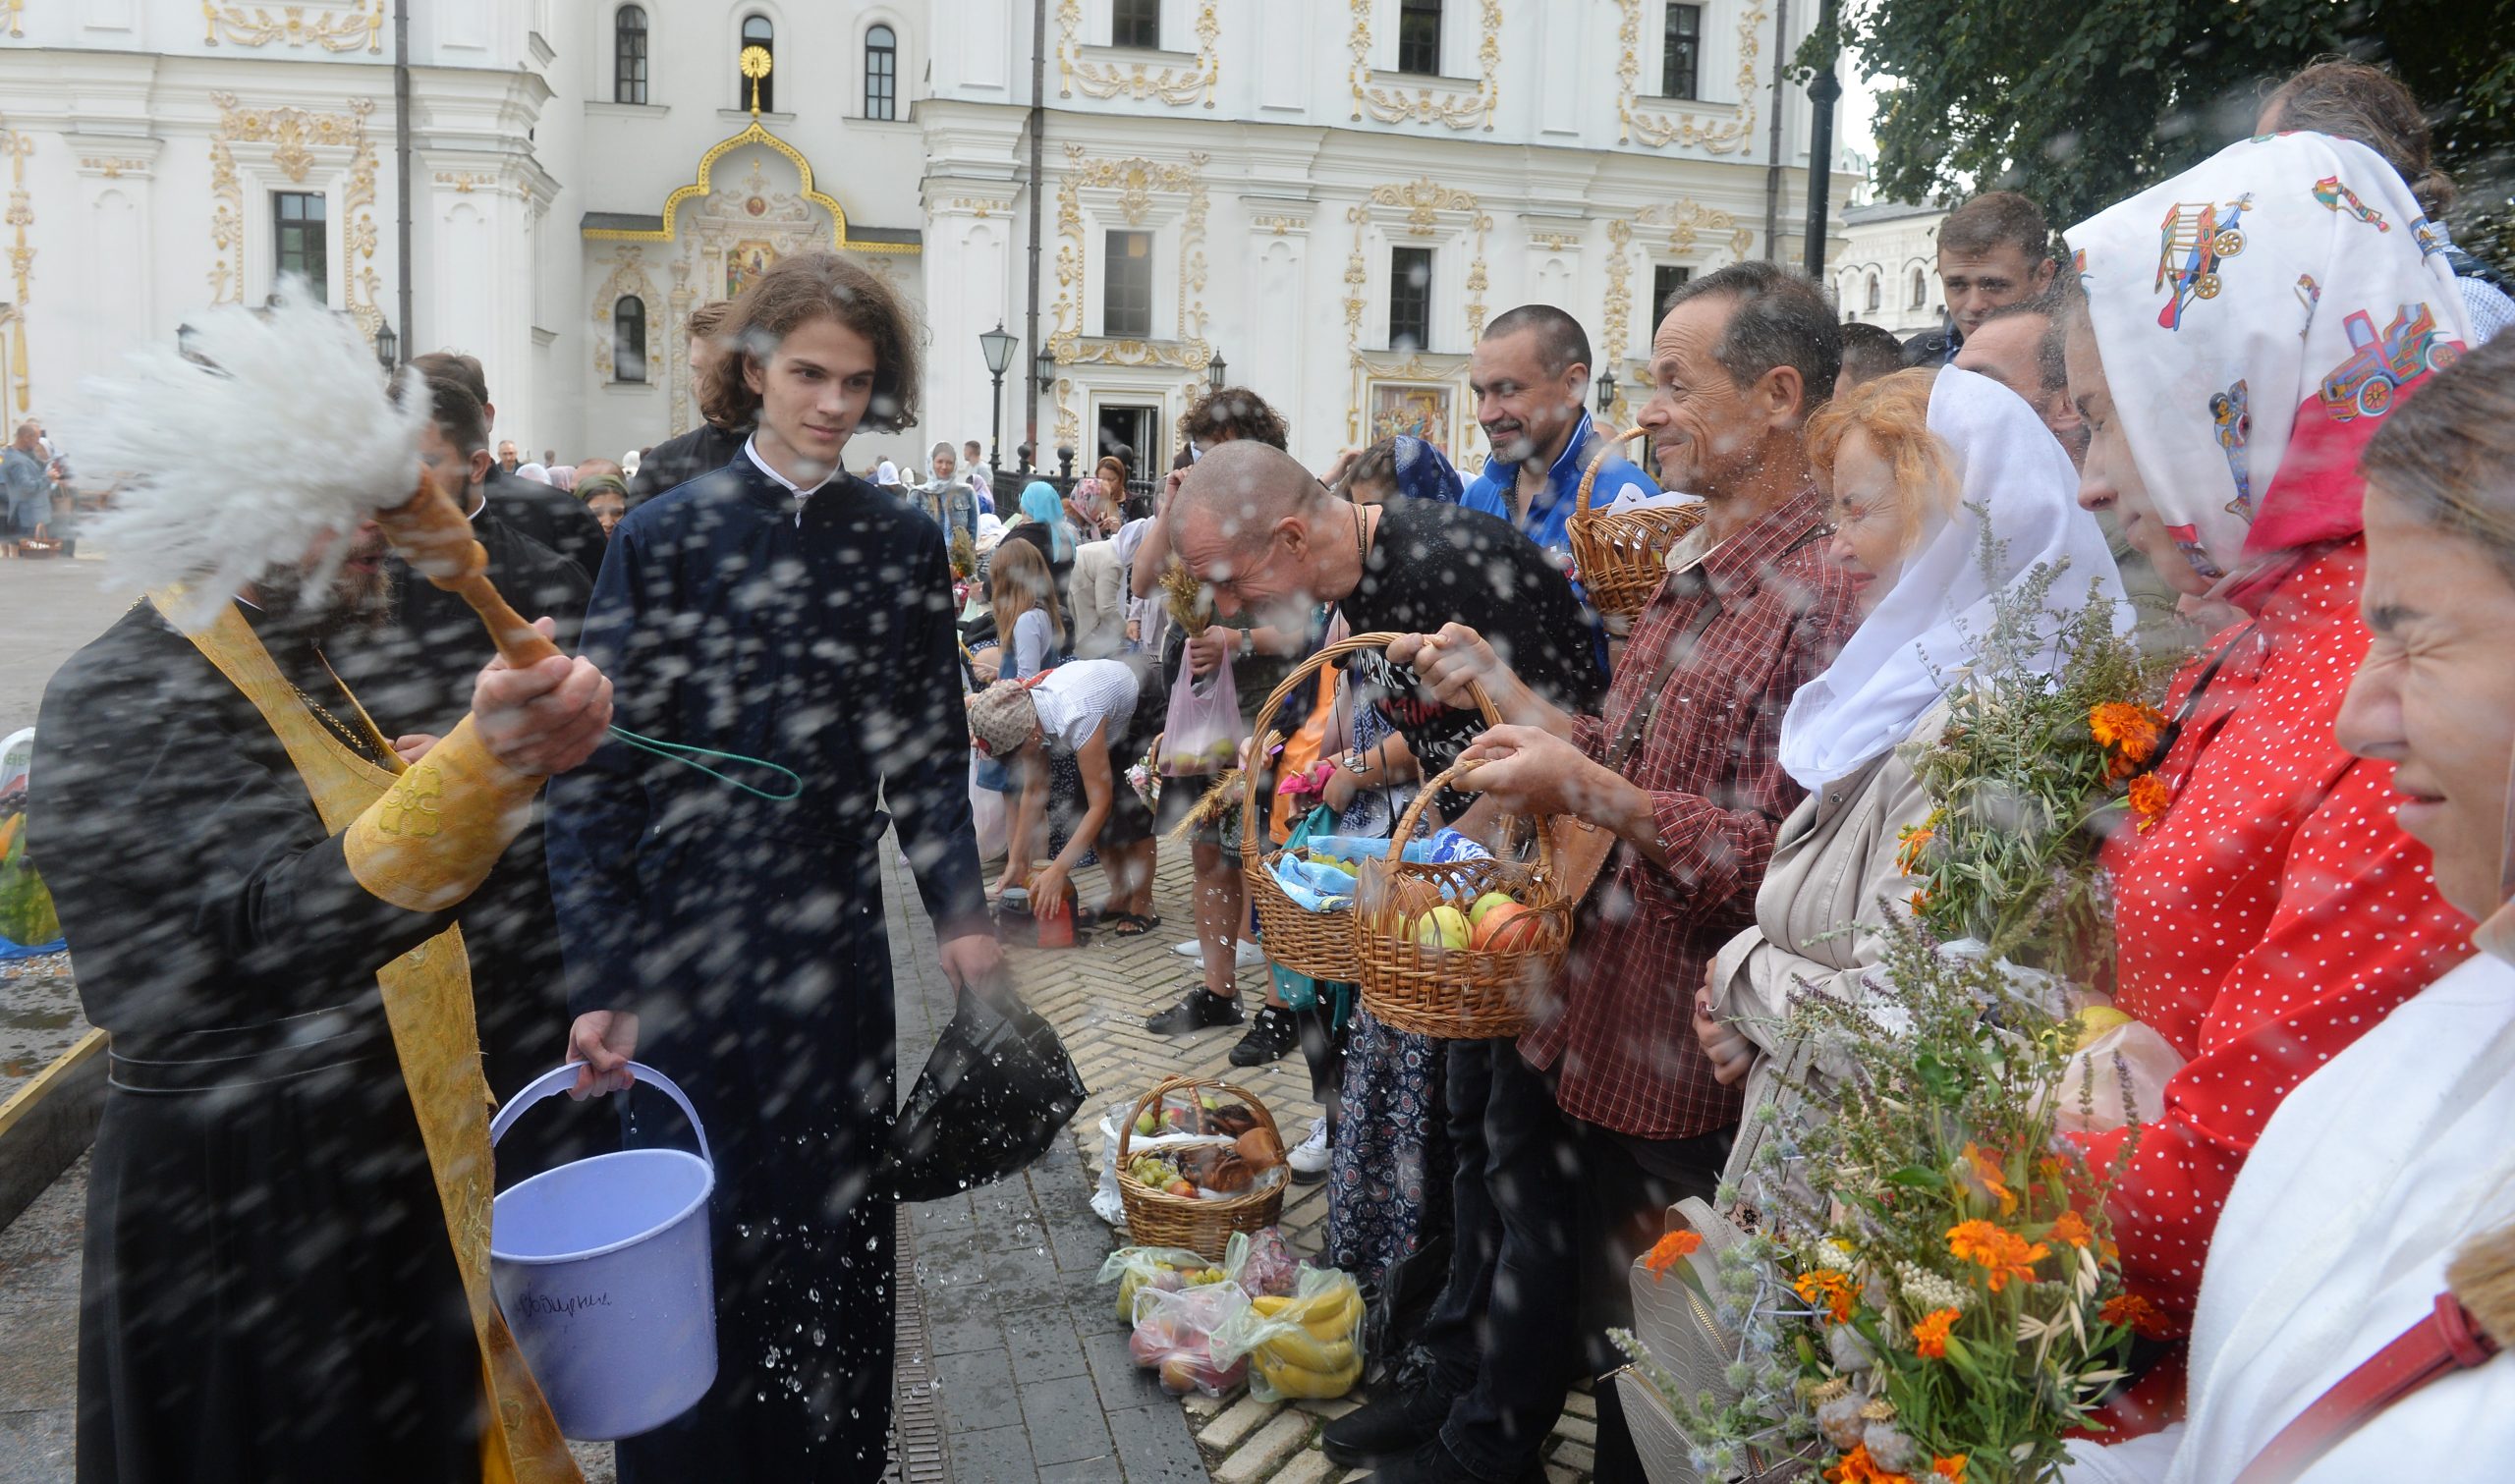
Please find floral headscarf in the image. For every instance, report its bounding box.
[1386,435,1466,504]
[2065,132,2473,607]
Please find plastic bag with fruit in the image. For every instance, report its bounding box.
[1128,1279,1252,1398]
[1209,1265,1365,1402]
[1098,1244,1233,1324]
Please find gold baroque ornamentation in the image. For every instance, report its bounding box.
[1615,0,1764,154]
[590,247,664,382]
[1370,176,1481,238]
[1636,197,1754,261]
[1253,214,1308,236]
[2,0,21,39]
[4,124,30,412]
[203,0,386,53]
[1057,0,1220,108]
[1048,146,1210,447]
[1352,0,1501,131]
[583,121,914,255]
[1530,231,1581,253]
[434,171,498,195]
[206,94,382,338]
[1602,219,1635,364]
[948,196,1012,219]
[81,157,153,178]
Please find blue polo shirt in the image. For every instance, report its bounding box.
[1460,410,1661,558]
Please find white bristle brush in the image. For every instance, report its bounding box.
[64,282,557,666]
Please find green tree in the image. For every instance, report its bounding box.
[1843,0,2513,264]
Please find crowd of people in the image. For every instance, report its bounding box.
[21,51,2515,1484]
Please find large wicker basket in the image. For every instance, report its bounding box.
[1113,1074,1287,1260]
[1240,632,1497,985]
[1351,761,1575,1039]
[1565,426,1706,626]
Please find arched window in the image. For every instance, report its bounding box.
[739,15,774,112]
[866,24,897,121]
[614,296,648,383]
[1911,267,1928,309]
[614,6,647,104]
[1866,272,1881,313]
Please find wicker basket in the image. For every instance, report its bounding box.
[1113,1074,1288,1260]
[1565,425,1706,626]
[1351,761,1575,1039]
[1239,632,1497,985]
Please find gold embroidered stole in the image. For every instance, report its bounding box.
[160,597,578,1484]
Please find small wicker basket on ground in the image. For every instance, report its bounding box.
[1113,1074,1287,1260]
[1239,632,1497,985]
[1351,761,1575,1039]
[1565,426,1706,626]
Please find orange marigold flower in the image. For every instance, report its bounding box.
[1794,1267,1858,1324]
[2049,1210,2094,1248]
[1962,1142,2018,1216]
[2102,1291,2169,1338]
[1895,821,1935,876]
[2127,771,2172,834]
[1909,888,1930,916]
[1826,1445,1915,1484]
[1910,1306,1961,1359]
[2090,701,2167,766]
[1946,1220,2050,1292]
[1641,1229,1703,1282]
[1932,1457,1968,1482]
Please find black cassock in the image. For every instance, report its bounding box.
[30,602,482,1482]
[548,454,987,1481]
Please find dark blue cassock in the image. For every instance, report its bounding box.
[547,454,987,1481]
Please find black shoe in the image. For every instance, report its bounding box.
[1145,987,1243,1035]
[1321,1380,1460,1468]
[1227,1005,1300,1067]
[1368,1437,1545,1483]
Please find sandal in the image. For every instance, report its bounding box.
[1103,912,1162,938]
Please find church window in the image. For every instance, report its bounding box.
[1389,246,1432,352]
[866,25,897,120]
[614,6,647,105]
[614,297,648,383]
[1663,4,1702,99]
[740,15,774,112]
[273,192,327,303]
[1397,0,1442,76]
[1112,0,1159,49]
[1104,231,1152,339]
[1867,272,1881,313]
[1652,263,1692,317]
[1911,267,1928,309]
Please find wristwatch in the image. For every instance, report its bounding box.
[1238,630,1254,660]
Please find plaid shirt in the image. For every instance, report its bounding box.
[1520,489,1859,1138]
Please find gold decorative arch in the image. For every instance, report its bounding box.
[581,120,916,255]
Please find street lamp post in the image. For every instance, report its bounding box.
[374,320,400,372]
[1206,346,1228,392]
[978,321,1017,483]
[1594,364,1618,418]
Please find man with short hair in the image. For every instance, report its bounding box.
[962,438,993,510]
[627,299,750,508]
[1460,304,1663,559]
[3,420,55,538]
[418,353,606,579]
[1902,191,2059,365]
[1836,319,1908,392]
[1325,262,1863,1484]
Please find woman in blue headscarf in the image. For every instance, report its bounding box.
[1003,478,1079,614]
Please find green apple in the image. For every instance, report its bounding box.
[1467,891,1518,927]
[1413,905,1472,951]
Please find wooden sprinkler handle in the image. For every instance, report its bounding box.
[372,468,564,670]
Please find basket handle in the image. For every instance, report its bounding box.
[1572,424,1651,521]
[1237,630,1499,864]
[1114,1072,1284,1168]
[1379,758,1558,881]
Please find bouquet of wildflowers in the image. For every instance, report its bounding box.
[950,528,978,581]
[1615,918,2154,1484]
[1898,550,2176,975]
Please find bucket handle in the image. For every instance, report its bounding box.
[489,1061,711,1169]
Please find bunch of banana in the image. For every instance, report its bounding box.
[1247,1286,1364,1399]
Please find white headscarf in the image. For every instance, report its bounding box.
[514,462,551,484]
[1777,366,2126,790]
[874,459,902,487]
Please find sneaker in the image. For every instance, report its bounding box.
[1320,1381,1460,1469]
[1172,938,1265,967]
[1145,987,1244,1035]
[1287,1117,1332,1182]
[1227,1005,1299,1067]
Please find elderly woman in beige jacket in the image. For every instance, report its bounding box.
[1694,365,2124,1200]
